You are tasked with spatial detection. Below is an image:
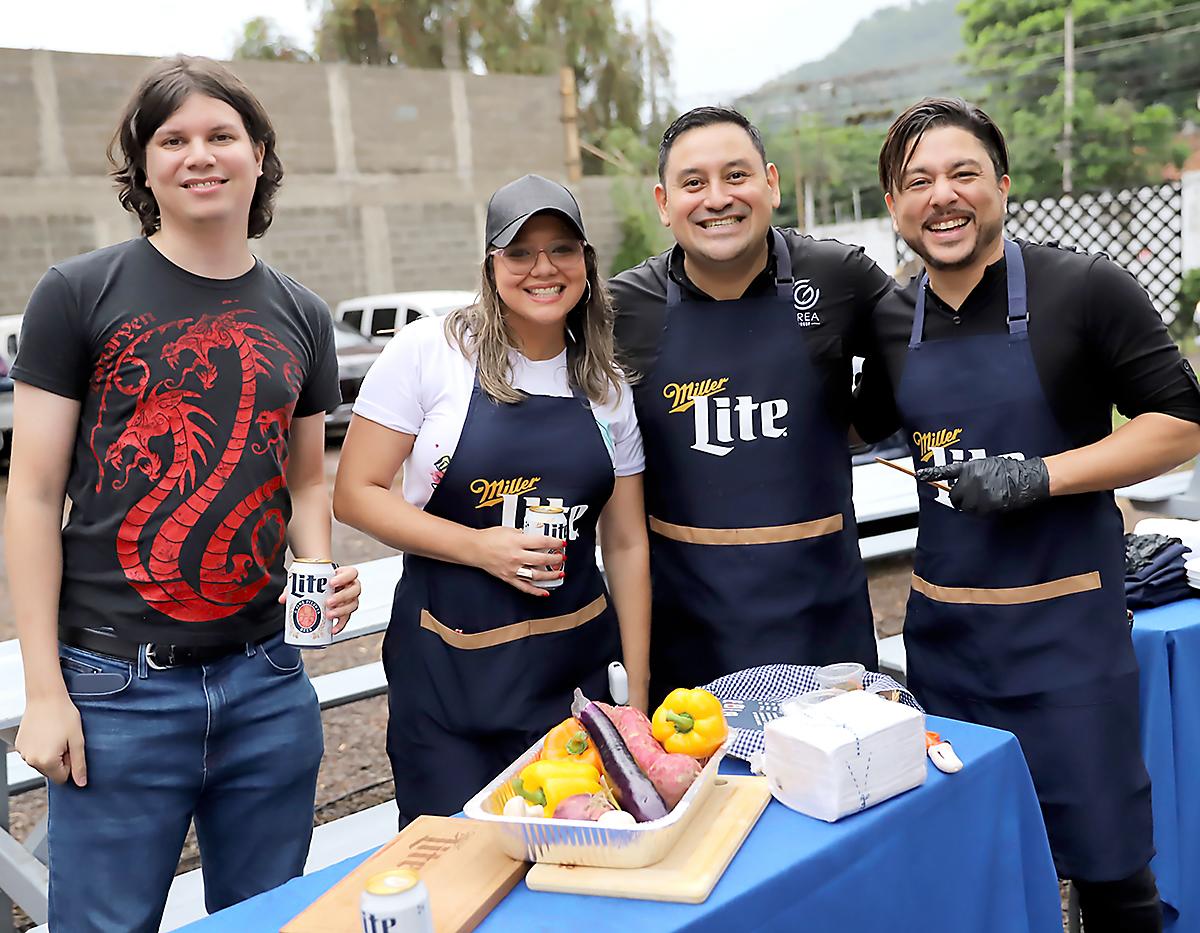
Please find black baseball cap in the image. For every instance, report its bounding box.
[485,174,586,248]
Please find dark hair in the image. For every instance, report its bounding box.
[657,106,768,183]
[878,97,1009,193]
[108,55,283,238]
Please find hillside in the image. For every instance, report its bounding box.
[736,0,977,128]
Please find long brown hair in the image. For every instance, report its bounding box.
[108,55,283,238]
[444,243,627,406]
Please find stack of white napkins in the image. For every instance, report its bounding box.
[762,690,927,822]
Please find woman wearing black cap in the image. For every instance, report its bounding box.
[334,174,650,822]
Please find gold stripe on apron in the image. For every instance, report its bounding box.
[648,513,843,546]
[911,571,1102,606]
[419,594,608,650]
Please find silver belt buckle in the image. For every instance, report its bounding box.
[145,643,171,671]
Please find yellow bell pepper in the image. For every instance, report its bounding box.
[513,759,602,817]
[652,688,728,758]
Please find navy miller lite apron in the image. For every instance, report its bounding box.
[896,240,1153,880]
[634,229,876,701]
[383,372,620,824]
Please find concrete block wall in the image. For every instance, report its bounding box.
[0,48,626,314]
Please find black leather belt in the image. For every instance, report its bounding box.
[61,628,250,669]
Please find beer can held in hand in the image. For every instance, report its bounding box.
[360,869,434,933]
[285,559,335,648]
[522,505,566,589]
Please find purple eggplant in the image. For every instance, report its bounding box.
[571,688,669,822]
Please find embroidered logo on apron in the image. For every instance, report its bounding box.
[917,435,1028,509]
[468,475,541,508]
[663,377,789,458]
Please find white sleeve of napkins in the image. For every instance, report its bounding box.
[763,690,928,822]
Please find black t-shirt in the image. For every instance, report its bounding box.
[854,240,1200,446]
[609,227,896,431]
[13,238,341,646]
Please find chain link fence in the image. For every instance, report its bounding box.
[896,182,1184,325]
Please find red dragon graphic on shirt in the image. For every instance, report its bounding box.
[91,307,304,622]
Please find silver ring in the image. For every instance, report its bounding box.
[516,566,534,581]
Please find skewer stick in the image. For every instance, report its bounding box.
[874,457,953,493]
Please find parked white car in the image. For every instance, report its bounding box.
[333,290,478,346]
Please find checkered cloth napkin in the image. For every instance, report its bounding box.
[700,665,921,762]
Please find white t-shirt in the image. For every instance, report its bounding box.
[353,316,645,509]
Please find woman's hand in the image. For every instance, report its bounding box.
[471,526,566,596]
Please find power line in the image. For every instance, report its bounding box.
[752,14,1200,103]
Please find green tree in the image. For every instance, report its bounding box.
[767,117,888,227]
[960,0,1200,115]
[1004,84,1188,197]
[232,16,314,62]
[958,0,1195,197]
[311,0,670,151]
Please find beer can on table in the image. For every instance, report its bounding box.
[522,505,566,589]
[285,559,335,647]
[360,869,434,933]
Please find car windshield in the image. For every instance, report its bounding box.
[333,321,373,350]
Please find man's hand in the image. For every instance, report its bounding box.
[16,693,86,786]
[327,565,362,636]
[916,456,1051,515]
[276,564,363,635]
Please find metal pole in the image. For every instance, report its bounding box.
[560,66,583,183]
[1062,4,1075,194]
[645,0,657,126]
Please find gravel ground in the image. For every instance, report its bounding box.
[0,446,1155,929]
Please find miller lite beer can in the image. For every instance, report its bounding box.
[522,505,567,589]
[360,869,434,933]
[285,558,335,648]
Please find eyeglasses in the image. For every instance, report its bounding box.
[489,239,586,276]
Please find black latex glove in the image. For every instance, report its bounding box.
[915,456,1051,515]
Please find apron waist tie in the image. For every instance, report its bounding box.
[649,513,843,546]
[912,571,1102,606]
[419,594,608,650]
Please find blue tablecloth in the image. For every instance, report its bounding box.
[1133,600,1200,933]
[182,715,1060,933]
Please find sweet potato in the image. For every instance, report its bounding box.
[552,792,616,821]
[604,705,667,773]
[646,754,702,808]
[599,703,700,810]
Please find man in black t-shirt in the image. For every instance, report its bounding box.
[610,107,894,700]
[7,56,361,930]
[856,97,1200,932]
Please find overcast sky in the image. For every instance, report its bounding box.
[2,0,906,108]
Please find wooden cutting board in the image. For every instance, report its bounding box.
[525,775,771,904]
[282,815,528,933]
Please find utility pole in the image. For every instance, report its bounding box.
[1062,3,1075,194]
[645,0,657,126]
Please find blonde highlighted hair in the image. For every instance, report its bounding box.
[444,244,627,405]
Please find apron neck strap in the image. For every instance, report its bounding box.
[471,361,589,404]
[908,239,1028,349]
[666,228,793,306]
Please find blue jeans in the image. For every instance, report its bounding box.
[46,632,324,932]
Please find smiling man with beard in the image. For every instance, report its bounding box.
[610,106,895,702]
[855,96,1200,932]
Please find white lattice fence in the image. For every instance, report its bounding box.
[896,182,1184,324]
